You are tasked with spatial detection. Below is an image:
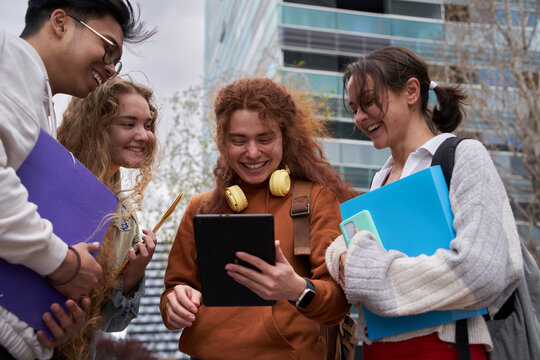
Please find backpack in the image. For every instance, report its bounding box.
[432,136,540,360]
[290,180,358,360]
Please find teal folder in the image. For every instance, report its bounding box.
[340,165,486,340]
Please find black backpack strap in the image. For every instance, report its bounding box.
[456,319,471,360]
[431,136,467,188]
[432,136,472,360]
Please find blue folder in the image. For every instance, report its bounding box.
[340,165,486,340]
[0,129,118,337]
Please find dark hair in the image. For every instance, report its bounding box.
[343,46,467,133]
[20,0,156,43]
[203,77,357,213]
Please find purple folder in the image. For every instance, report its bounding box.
[0,129,118,337]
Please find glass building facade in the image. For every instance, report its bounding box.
[205,0,539,232]
[204,0,452,192]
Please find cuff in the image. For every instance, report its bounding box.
[325,234,348,284]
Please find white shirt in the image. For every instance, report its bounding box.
[0,30,66,275]
[371,133,455,190]
[0,30,65,360]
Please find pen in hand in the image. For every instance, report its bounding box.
[115,192,183,276]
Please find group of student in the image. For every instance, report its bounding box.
[0,1,524,360]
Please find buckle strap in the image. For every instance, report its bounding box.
[291,180,312,256]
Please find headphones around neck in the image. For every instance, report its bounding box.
[225,166,291,212]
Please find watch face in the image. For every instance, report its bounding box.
[297,288,316,309]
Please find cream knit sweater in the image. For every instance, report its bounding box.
[326,136,523,351]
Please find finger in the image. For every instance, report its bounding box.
[51,302,73,330]
[141,237,156,256]
[42,310,63,341]
[339,253,347,269]
[129,247,137,261]
[174,286,199,313]
[165,303,194,328]
[227,270,268,299]
[169,305,196,325]
[234,251,269,273]
[80,297,91,310]
[86,242,100,253]
[136,242,149,257]
[166,293,197,324]
[142,228,154,236]
[225,263,265,287]
[36,330,54,348]
[189,288,202,307]
[142,229,157,241]
[274,240,289,265]
[65,299,84,324]
[142,234,156,249]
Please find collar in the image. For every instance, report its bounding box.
[421,133,455,156]
[371,133,456,190]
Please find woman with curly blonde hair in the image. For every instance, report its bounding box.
[161,77,357,359]
[55,76,159,359]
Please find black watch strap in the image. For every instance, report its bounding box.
[289,278,316,309]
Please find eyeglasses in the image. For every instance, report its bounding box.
[66,13,123,76]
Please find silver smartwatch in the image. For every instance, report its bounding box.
[294,278,316,310]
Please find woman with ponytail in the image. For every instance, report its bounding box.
[325,47,523,359]
[55,76,159,359]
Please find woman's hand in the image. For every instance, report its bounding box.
[164,285,202,329]
[225,240,306,302]
[123,229,157,294]
[36,298,90,348]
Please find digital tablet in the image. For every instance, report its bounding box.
[193,214,276,307]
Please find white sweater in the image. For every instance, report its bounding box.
[0,30,66,360]
[326,134,523,350]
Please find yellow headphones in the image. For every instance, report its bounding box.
[225,166,291,212]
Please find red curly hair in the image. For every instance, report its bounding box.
[202,77,356,213]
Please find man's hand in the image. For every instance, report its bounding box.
[46,242,102,300]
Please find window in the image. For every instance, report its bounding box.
[324,120,369,141]
[283,50,356,72]
[284,0,384,13]
[444,3,469,22]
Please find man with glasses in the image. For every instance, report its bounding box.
[0,1,155,359]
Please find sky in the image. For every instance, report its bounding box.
[0,1,206,119]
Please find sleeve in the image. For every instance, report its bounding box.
[299,185,350,325]
[100,275,145,332]
[0,33,67,275]
[325,234,348,283]
[0,163,67,275]
[344,139,523,317]
[160,194,203,330]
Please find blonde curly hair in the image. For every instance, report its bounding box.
[56,75,159,359]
